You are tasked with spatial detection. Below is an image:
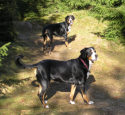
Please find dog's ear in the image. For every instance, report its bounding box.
[80,48,87,59]
[65,16,69,22]
[90,46,95,50]
[71,15,75,20]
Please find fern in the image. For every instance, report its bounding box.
[0,42,11,66]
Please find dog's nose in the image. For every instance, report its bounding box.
[95,54,98,59]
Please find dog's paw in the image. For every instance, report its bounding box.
[45,100,48,104]
[88,101,94,105]
[45,105,49,109]
[70,100,75,105]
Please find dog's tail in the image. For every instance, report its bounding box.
[15,55,37,69]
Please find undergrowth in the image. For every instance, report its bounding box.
[89,3,125,44]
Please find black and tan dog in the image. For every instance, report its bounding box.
[41,15,75,52]
[15,47,98,108]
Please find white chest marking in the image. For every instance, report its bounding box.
[68,26,71,32]
[87,60,93,79]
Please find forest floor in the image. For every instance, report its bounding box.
[0,10,125,115]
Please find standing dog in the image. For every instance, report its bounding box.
[15,47,98,108]
[41,15,75,52]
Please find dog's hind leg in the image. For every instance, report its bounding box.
[63,34,69,47]
[47,34,54,54]
[38,80,49,108]
[43,35,47,51]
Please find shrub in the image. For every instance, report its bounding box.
[90,3,125,43]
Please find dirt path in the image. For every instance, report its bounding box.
[0,11,125,115]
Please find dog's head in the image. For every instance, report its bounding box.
[65,15,75,25]
[80,47,98,62]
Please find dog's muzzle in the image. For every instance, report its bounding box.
[70,21,73,25]
[91,54,98,63]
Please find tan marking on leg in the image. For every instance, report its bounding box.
[70,85,76,101]
[38,86,49,108]
[65,41,69,47]
[32,68,37,76]
[46,35,50,42]
[81,89,89,103]
[38,85,42,96]
[43,38,47,46]
[42,93,46,107]
[67,32,69,35]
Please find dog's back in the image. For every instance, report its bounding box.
[42,22,66,35]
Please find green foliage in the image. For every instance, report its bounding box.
[15,0,71,20]
[89,3,125,43]
[62,0,92,10]
[0,42,11,67]
[104,21,121,40]
[91,0,123,7]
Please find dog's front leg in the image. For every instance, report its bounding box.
[69,84,76,104]
[63,34,69,47]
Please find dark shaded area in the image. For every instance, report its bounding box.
[91,32,105,38]
[0,0,16,42]
[0,0,61,43]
